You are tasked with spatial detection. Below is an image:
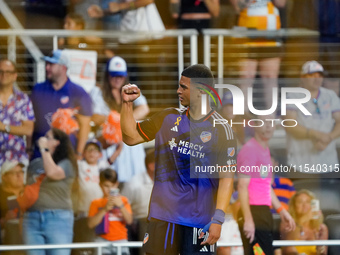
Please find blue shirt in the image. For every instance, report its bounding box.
[31,79,93,157]
[137,108,237,228]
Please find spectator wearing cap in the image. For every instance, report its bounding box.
[284,60,340,177]
[75,138,109,217]
[0,59,35,169]
[90,56,149,183]
[219,91,245,145]
[30,50,93,160]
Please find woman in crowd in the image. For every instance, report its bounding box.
[22,128,77,255]
[281,189,328,255]
[90,56,149,183]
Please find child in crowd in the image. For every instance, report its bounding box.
[88,168,133,255]
[76,139,109,217]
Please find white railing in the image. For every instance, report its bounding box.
[1,240,339,254]
[0,28,198,83]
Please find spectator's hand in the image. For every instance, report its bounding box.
[280,209,296,232]
[105,197,115,212]
[314,132,332,151]
[109,2,121,13]
[38,136,48,150]
[200,223,221,245]
[122,84,140,103]
[88,5,104,18]
[314,141,329,151]
[243,218,255,243]
[112,195,124,208]
[317,245,326,255]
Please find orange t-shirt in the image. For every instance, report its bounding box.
[89,196,132,241]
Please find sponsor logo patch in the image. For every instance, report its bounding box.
[200,131,211,143]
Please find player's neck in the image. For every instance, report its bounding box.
[189,104,212,120]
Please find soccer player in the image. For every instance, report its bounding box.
[120,64,236,255]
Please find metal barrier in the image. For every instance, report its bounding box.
[0,28,198,113]
[1,240,339,255]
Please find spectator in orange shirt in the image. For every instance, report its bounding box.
[88,168,133,255]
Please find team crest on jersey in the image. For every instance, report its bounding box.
[200,131,211,143]
[227,147,235,157]
[60,96,69,104]
[143,233,149,244]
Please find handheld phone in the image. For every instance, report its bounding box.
[7,196,19,211]
[110,188,119,197]
[311,199,320,219]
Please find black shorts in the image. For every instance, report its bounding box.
[142,218,216,255]
[238,206,274,255]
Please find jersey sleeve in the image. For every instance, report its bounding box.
[88,200,99,217]
[137,108,175,142]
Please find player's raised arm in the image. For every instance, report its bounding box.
[121,84,145,145]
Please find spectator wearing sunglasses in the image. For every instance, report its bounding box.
[284,61,340,178]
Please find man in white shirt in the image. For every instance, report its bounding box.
[285,61,340,177]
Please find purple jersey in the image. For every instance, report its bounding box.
[137,108,236,228]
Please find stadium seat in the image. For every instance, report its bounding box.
[72,217,96,255]
[293,179,340,217]
[324,214,340,255]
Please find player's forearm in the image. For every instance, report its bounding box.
[133,104,149,120]
[216,178,233,212]
[121,102,140,145]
